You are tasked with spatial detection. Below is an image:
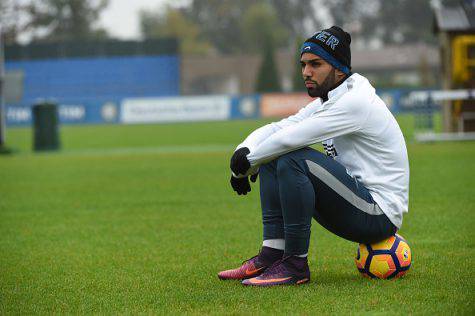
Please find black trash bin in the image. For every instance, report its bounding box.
[33,102,60,151]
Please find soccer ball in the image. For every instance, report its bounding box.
[355,234,411,279]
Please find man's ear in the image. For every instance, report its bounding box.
[335,69,346,82]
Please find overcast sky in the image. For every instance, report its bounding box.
[98,0,190,40]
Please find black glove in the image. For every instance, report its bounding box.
[230,172,258,196]
[230,147,251,176]
[230,176,251,195]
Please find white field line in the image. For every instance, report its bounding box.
[26,144,235,157]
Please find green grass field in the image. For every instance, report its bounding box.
[1,115,474,314]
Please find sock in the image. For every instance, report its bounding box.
[259,246,284,265]
[283,255,310,274]
[283,253,308,259]
[262,239,285,250]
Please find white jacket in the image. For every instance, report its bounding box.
[238,73,409,228]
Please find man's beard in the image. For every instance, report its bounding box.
[305,69,336,98]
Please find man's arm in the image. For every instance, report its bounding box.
[236,99,321,152]
[246,95,368,168]
[229,100,320,185]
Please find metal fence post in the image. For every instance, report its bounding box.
[0,27,5,148]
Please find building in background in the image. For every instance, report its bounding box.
[181,44,440,96]
[433,0,475,132]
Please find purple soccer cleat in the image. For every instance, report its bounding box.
[218,255,267,280]
[218,246,283,280]
[241,255,310,286]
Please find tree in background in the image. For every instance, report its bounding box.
[326,0,463,47]
[185,0,255,54]
[292,36,306,92]
[240,2,288,53]
[1,0,464,47]
[140,5,212,55]
[184,0,319,54]
[146,0,459,55]
[237,2,283,92]
[255,37,281,93]
[324,0,377,45]
[271,0,321,41]
[362,0,436,45]
[25,0,109,42]
[0,0,29,45]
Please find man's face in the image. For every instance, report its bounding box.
[300,52,338,98]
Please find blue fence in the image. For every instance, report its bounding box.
[6,95,261,126]
[6,55,180,106]
[5,89,431,127]
[6,99,121,126]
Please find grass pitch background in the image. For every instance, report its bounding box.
[1,115,474,314]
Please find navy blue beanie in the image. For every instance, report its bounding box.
[300,26,352,75]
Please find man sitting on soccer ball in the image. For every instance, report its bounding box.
[218,26,409,286]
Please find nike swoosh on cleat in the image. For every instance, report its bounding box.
[244,266,265,276]
[248,276,292,284]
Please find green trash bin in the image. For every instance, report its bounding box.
[33,102,60,151]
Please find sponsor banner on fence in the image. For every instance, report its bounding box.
[120,95,231,124]
[261,93,314,118]
[230,95,260,119]
[6,99,120,126]
[6,104,88,125]
[6,106,32,125]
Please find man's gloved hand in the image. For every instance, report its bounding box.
[230,172,258,196]
[230,147,251,176]
[230,176,251,195]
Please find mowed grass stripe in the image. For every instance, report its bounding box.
[14,144,236,157]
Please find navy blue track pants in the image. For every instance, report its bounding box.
[259,147,397,255]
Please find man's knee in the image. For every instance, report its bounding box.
[278,147,327,163]
[275,149,308,177]
[276,148,324,174]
